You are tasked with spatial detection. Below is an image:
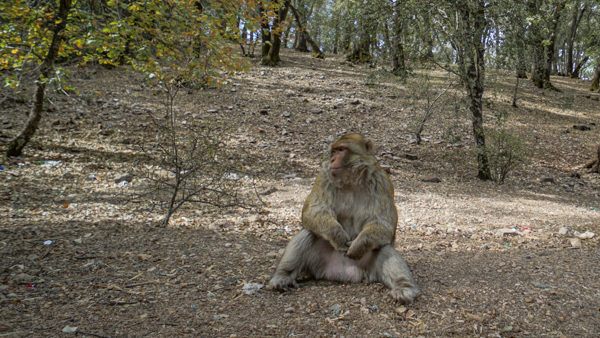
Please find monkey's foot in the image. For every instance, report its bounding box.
[388,286,419,304]
[268,274,299,291]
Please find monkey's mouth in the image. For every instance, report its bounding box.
[330,166,344,175]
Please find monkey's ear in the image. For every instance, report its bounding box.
[365,140,375,154]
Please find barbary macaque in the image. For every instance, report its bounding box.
[269,133,419,304]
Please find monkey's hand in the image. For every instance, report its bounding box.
[346,235,370,260]
[325,225,351,252]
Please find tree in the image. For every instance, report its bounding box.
[4,0,72,158]
[260,0,291,66]
[528,0,565,89]
[452,0,492,180]
[2,0,247,156]
[289,2,324,58]
[565,0,587,77]
[390,0,407,76]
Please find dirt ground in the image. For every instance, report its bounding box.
[1,50,599,337]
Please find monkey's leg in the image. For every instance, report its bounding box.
[269,229,316,290]
[372,245,419,304]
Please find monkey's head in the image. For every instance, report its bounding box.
[327,133,376,186]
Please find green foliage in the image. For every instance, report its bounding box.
[485,128,527,184]
[0,0,250,90]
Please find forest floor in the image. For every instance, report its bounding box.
[1,50,599,337]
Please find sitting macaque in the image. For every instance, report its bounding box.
[269,133,419,304]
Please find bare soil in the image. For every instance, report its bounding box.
[1,50,599,337]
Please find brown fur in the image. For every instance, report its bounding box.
[269,133,419,304]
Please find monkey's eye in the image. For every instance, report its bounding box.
[332,146,347,155]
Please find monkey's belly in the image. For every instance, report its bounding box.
[321,250,371,283]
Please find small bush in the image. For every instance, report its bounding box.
[485,129,527,184]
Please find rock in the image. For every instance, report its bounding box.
[497,228,520,236]
[114,173,133,184]
[395,306,407,314]
[282,111,291,118]
[13,273,35,284]
[242,282,264,295]
[573,124,591,131]
[574,231,595,239]
[62,326,78,334]
[558,227,570,236]
[421,176,441,183]
[569,237,582,248]
[330,304,342,317]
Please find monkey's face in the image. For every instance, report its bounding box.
[328,134,376,186]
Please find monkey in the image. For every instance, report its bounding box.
[269,133,419,304]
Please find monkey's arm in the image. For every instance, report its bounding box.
[301,183,350,251]
[347,175,398,259]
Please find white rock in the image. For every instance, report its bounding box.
[569,238,582,248]
[242,282,264,295]
[574,231,595,239]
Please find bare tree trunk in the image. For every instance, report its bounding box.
[456,0,491,180]
[261,0,291,66]
[289,4,323,58]
[572,55,589,78]
[566,1,586,77]
[6,0,72,158]
[591,62,600,92]
[543,1,565,88]
[391,1,407,76]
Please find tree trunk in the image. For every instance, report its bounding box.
[584,145,600,173]
[543,1,565,88]
[529,0,545,88]
[572,55,589,78]
[346,16,371,64]
[420,8,434,61]
[390,1,407,76]
[6,0,71,158]
[456,0,491,180]
[289,4,323,58]
[261,0,290,66]
[566,1,586,77]
[591,62,600,92]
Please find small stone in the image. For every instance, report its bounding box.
[242,282,264,295]
[421,176,441,183]
[395,306,407,314]
[330,304,341,317]
[558,227,569,236]
[114,173,133,184]
[62,326,78,334]
[207,109,219,113]
[574,231,595,239]
[569,237,582,248]
[284,307,295,313]
[259,109,269,115]
[404,153,418,160]
[497,228,519,236]
[573,124,591,131]
[282,111,291,118]
[13,273,35,284]
[540,177,555,184]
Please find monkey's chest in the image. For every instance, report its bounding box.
[332,192,372,239]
